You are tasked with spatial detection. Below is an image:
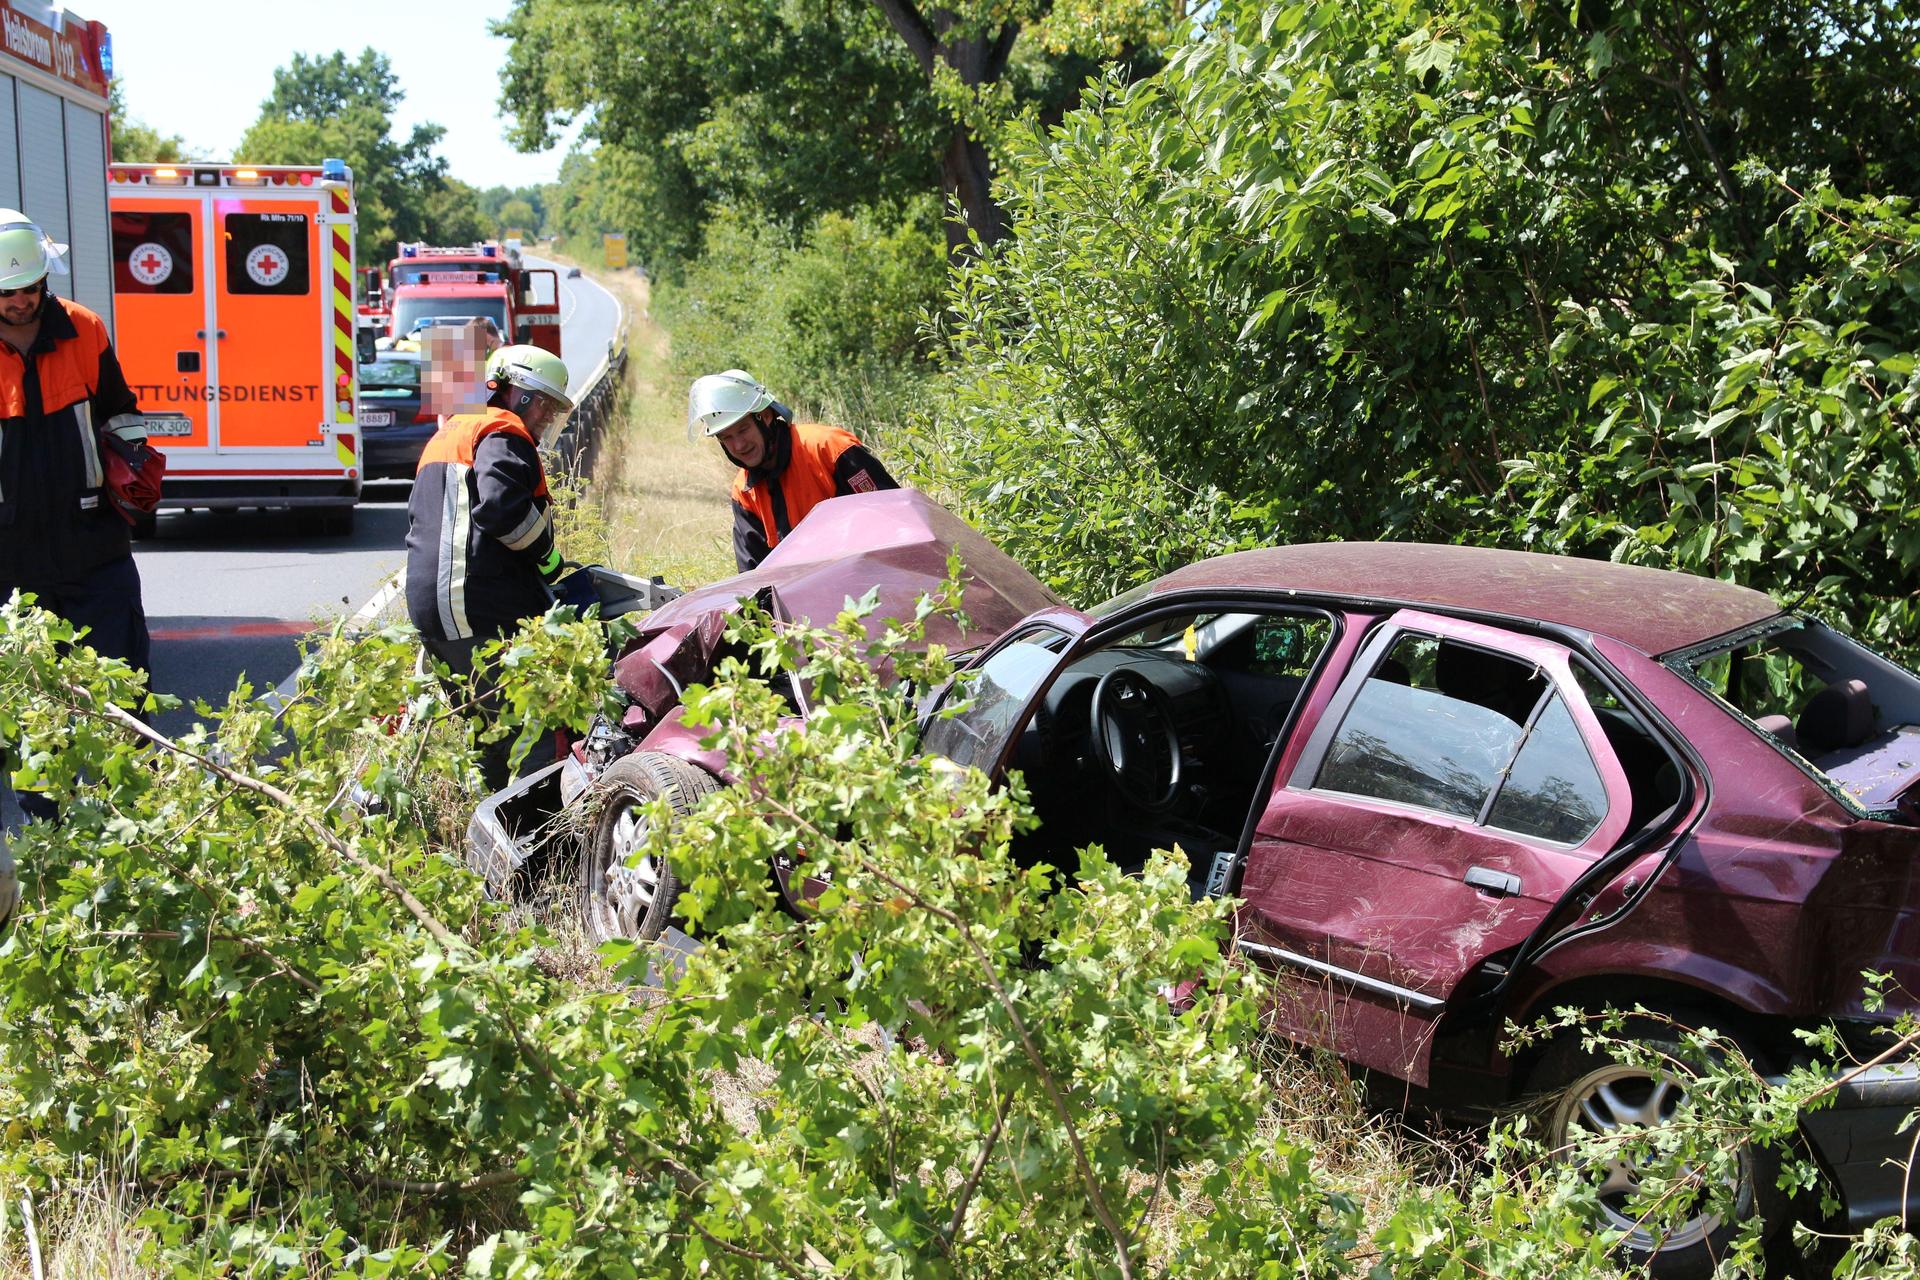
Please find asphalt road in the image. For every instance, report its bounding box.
[136,260,625,737]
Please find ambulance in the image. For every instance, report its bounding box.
[108,160,361,534]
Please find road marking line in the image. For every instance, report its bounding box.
[151,620,321,641]
[261,570,403,715]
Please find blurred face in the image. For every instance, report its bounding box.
[421,327,488,419]
[715,412,767,468]
[0,278,44,326]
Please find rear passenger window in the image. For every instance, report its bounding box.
[113,210,194,294]
[1486,693,1607,844]
[1315,635,1544,819]
[1313,632,1610,846]
[224,212,310,296]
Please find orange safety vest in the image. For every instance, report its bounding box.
[0,297,111,421]
[730,421,863,554]
[416,407,550,498]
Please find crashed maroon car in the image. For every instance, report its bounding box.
[470,490,1920,1274]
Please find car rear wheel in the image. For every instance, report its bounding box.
[1529,1026,1784,1279]
[580,752,716,944]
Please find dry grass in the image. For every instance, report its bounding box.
[0,1170,149,1279]
[552,259,736,591]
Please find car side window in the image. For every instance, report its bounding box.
[1485,692,1607,844]
[1314,634,1546,819]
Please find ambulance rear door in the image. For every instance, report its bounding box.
[515,267,562,357]
[110,194,210,449]
[211,195,329,451]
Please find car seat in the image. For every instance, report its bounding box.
[1796,678,1874,756]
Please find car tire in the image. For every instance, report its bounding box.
[579,752,716,944]
[1527,1020,1785,1280]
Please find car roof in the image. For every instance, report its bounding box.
[1145,542,1782,656]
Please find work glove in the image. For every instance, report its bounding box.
[551,565,604,612]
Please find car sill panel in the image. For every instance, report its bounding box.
[1236,938,1445,1012]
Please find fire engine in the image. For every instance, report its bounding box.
[0,2,116,328]
[109,160,361,534]
[378,241,562,357]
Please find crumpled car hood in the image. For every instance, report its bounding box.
[612,490,1061,724]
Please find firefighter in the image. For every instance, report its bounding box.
[0,210,154,683]
[404,344,572,788]
[686,369,899,572]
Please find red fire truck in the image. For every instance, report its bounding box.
[377,241,562,357]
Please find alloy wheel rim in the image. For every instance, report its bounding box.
[1550,1061,1745,1254]
[590,796,659,939]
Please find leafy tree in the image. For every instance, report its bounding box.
[0,583,1663,1277]
[107,79,188,164]
[546,142,705,271]
[236,50,480,266]
[496,196,538,236]
[499,1,946,254]
[496,0,1183,258]
[933,0,1920,648]
[478,183,548,236]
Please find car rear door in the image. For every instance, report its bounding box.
[1236,609,1633,1084]
[213,200,326,449]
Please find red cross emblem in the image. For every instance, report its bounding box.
[128,242,173,286]
[245,243,291,287]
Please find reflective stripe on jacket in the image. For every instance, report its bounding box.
[730,420,898,572]
[0,297,148,585]
[404,407,557,642]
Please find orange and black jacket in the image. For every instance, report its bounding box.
[731,419,897,572]
[0,296,148,586]
[405,407,562,642]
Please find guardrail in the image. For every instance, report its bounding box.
[545,267,631,482]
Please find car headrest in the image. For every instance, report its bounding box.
[1435,643,1538,725]
[1797,679,1874,754]
[1753,713,1798,750]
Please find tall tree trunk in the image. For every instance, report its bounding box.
[942,124,1003,254]
[870,0,1018,255]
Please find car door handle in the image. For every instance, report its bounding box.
[1465,866,1521,897]
[194,329,228,339]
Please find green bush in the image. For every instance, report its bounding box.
[7,584,1913,1274]
[656,200,946,443]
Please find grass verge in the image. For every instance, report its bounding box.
[540,248,736,590]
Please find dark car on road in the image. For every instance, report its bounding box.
[356,352,432,480]
[471,490,1920,1275]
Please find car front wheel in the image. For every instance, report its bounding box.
[579,752,716,944]
[1529,1027,1784,1280]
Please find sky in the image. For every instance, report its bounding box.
[77,0,571,187]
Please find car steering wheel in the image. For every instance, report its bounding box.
[1088,665,1184,813]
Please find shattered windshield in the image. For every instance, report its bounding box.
[920,627,1072,773]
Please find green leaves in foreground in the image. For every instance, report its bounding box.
[5,582,1891,1276]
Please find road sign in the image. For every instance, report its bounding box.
[603,233,628,269]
